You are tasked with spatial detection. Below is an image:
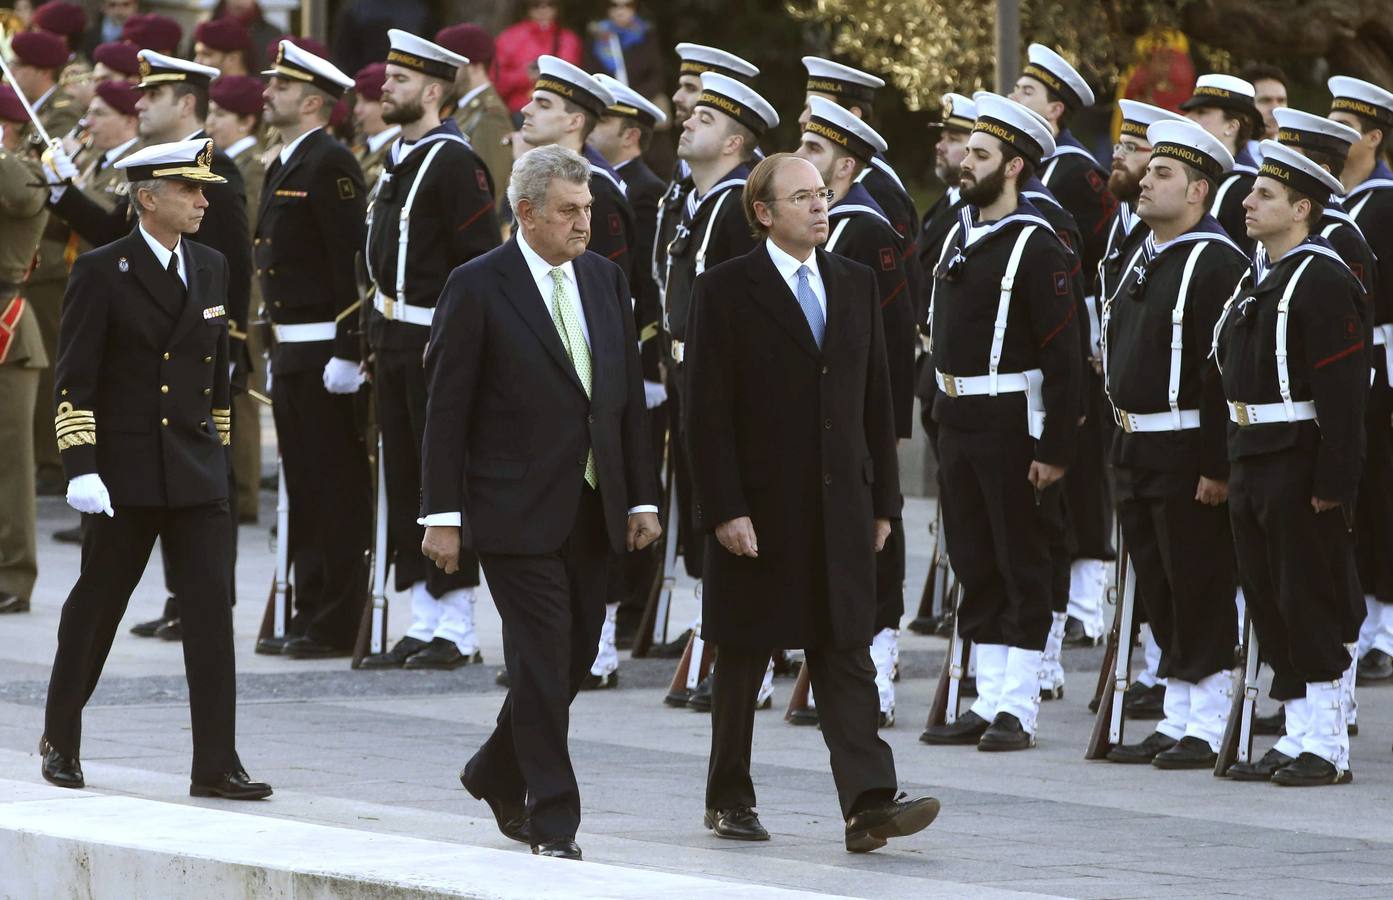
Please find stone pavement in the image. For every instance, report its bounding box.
[5,485,1393,899]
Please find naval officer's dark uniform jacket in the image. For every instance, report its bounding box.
[45,228,242,780]
[584,145,637,284]
[1210,146,1259,257]
[255,126,372,649]
[1103,216,1247,682]
[364,120,500,597]
[1214,237,1366,699]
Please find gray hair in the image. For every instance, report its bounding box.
[130,178,165,218]
[506,144,590,212]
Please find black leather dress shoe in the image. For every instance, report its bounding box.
[190,770,273,800]
[704,807,769,841]
[1357,649,1393,683]
[39,736,83,789]
[580,671,618,690]
[531,840,582,860]
[1123,682,1166,719]
[687,675,713,712]
[359,636,429,669]
[651,629,693,659]
[959,676,977,698]
[978,712,1034,751]
[1152,735,1218,769]
[919,709,990,745]
[403,637,481,669]
[905,615,942,636]
[461,774,531,844]
[155,618,182,641]
[1272,752,1353,786]
[52,525,83,545]
[0,592,29,614]
[1252,706,1285,736]
[255,634,296,655]
[130,615,173,638]
[1063,616,1099,647]
[788,706,819,726]
[1105,730,1177,764]
[283,637,351,659]
[845,793,940,853]
[1227,748,1294,781]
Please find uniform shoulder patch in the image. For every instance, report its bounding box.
[1086,169,1105,193]
[1352,263,1364,284]
[337,177,356,200]
[1053,271,1069,296]
[609,212,622,235]
[878,247,896,271]
[475,168,489,193]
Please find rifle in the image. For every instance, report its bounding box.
[1215,611,1260,776]
[632,440,678,658]
[1085,540,1135,759]
[256,457,292,654]
[1089,522,1125,714]
[353,431,390,668]
[925,582,970,727]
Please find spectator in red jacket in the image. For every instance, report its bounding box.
[494,0,582,113]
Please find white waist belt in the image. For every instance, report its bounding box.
[1114,408,1201,433]
[373,289,434,327]
[272,322,336,343]
[935,368,1046,439]
[1228,400,1317,426]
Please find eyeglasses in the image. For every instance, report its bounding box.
[1113,141,1149,156]
[766,188,834,208]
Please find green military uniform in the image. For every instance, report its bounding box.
[230,136,268,522]
[0,147,51,610]
[452,83,514,218]
[356,129,397,195]
[25,86,83,486]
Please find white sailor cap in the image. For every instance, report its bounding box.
[804,95,887,162]
[1181,74,1261,131]
[696,71,778,136]
[802,56,884,106]
[386,29,468,81]
[1274,108,1360,158]
[593,73,666,127]
[937,92,976,132]
[1117,99,1185,142]
[674,43,758,81]
[1021,44,1094,110]
[533,55,614,118]
[971,91,1056,165]
[263,39,354,97]
[115,137,226,184]
[1258,139,1345,200]
[137,49,219,89]
[1329,75,1393,128]
[1146,119,1235,180]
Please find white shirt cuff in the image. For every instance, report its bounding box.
[418,512,462,526]
[49,184,67,202]
[628,505,658,515]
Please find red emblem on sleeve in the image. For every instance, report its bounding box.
[879,247,895,271]
[475,169,489,193]
[1086,170,1105,193]
[609,212,622,235]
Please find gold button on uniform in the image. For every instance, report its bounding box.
[160,385,169,394]
[161,418,169,427]
[204,356,213,363]
[163,352,170,361]
[202,388,211,396]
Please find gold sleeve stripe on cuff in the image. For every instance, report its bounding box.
[55,422,97,437]
[57,431,96,451]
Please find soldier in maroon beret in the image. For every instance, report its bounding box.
[91,41,140,84]
[120,13,184,55]
[32,1,87,53]
[194,17,252,77]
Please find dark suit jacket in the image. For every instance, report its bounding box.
[54,229,232,508]
[421,237,658,555]
[686,243,901,650]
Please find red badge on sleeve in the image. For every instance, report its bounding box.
[878,247,895,271]
[1054,271,1069,295]
[475,169,489,193]
[1086,170,1105,193]
[609,212,622,235]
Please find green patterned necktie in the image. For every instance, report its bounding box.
[549,267,597,488]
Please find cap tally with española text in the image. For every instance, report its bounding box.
[1118,99,1185,143]
[593,73,667,127]
[695,71,778,137]
[533,55,614,118]
[971,92,1056,166]
[804,95,887,163]
[802,56,884,106]
[1257,139,1345,201]
[1273,107,1361,158]
[1328,75,1393,129]
[674,43,758,81]
[1146,119,1235,181]
[1021,43,1094,110]
[386,29,468,82]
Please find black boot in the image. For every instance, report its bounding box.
[919,709,990,745]
[977,712,1034,751]
[1252,706,1285,736]
[1357,649,1393,684]
[359,636,429,669]
[1226,747,1294,781]
[1151,736,1218,769]
[1122,682,1165,719]
[1271,752,1352,786]
[687,675,713,712]
[1105,730,1176,764]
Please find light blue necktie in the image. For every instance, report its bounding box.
[796,265,825,350]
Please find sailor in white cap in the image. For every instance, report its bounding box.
[790,95,914,729]
[918,93,1081,752]
[519,55,637,294]
[1213,140,1366,786]
[1181,73,1263,254]
[1097,119,1248,770]
[1010,44,1118,659]
[357,29,502,672]
[254,38,375,659]
[43,136,272,801]
[1327,77,1393,688]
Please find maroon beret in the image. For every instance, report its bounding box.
[0,85,28,124]
[95,79,141,116]
[33,2,87,39]
[266,35,329,65]
[435,24,493,65]
[330,95,348,129]
[353,63,386,102]
[195,17,250,53]
[11,30,69,69]
[210,75,264,117]
[121,14,183,55]
[92,41,140,78]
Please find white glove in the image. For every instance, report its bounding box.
[643,379,668,410]
[322,356,365,394]
[43,144,78,185]
[67,473,114,517]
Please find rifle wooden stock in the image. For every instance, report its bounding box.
[256,458,292,652]
[1085,543,1134,760]
[633,455,677,658]
[926,583,967,728]
[1215,612,1259,777]
[353,431,390,669]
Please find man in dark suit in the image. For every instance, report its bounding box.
[685,152,939,852]
[421,145,661,860]
[41,139,270,801]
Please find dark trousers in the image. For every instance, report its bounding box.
[272,368,372,647]
[463,487,609,842]
[160,436,239,618]
[707,645,896,819]
[1357,377,1393,608]
[376,347,478,594]
[1229,450,1355,700]
[874,516,906,631]
[937,424,1060,649]
[1117,491,1237,683]
[45,502,241,780]
[1064,375,1116,561]
[618,400,668,622]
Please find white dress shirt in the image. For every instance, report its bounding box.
[224,135,258,161]
[279,126,322,165]
[456,83,489,111]
[765,238,826,319]
[369,124,402,157]
[420,233,656,526]
[138,224,187,287]
[102,137,140,170]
